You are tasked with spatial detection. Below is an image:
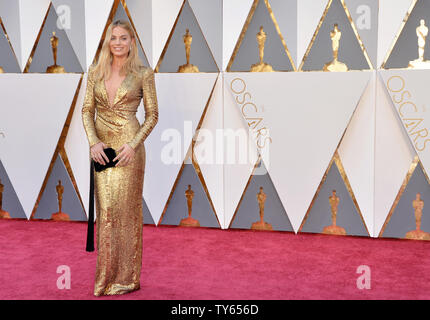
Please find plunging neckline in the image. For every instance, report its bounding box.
[104,72,129,108]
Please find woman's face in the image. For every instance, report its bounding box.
[109,26,134,58]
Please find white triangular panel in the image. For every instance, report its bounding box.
[126,0,153,67]
[338,71,376,237]
[297,0,327,68]
[0,74,81,218]
[380,69,430,177]
[222,0,254,71]
[224,71,371,232]
[0,0,22,69]
[19,0,51,71]
[64,74,90,216]
[194,75,224,227]
[84,0,113,70]
[143,73,218,225]
[223,76,259,229]
[189,0,222,71]
[378,0,413,68]
[152,0,183,68]
[374,72,416,236]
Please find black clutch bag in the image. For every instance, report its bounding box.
[94,148,118,172]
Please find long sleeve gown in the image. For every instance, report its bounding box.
[81,63,158,296]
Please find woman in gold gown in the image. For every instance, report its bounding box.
[81,20,158,296]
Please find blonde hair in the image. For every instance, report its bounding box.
[92,20,143,81]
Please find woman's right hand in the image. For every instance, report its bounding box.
[90,142,109,165]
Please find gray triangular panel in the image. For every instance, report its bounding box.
[384,0,430,69]
[27,4,83,73]
[143,197,155,225]
[157,0,219,73]
[382,163,430,239]
[113,1,150,67]
[0,159,26,219]
[0,23,20,72]
[230,0,295,72]
[300,160,368,236]
[33,154,86,221]
[230,161,294,232]
[301,0,370,71]
[160,163,220,228]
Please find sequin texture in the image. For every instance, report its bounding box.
[82,64,158,296]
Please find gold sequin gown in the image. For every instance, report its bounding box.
[81,63,158,296]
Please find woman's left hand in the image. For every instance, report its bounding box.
[114,144,135,167]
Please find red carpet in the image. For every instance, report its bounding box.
[0,219,429,300]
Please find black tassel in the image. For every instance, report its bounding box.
[86,160,95,252]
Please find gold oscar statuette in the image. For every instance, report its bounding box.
[0,66,4,73]
[251,187,273,230]
[179,185,200,227]
[46,31,66,73]
[178,29,199,73]
[0,178,11,219]
[322,190,346,235]
[408,19,430,69]
[405,193,430,240]
[51,180,70,221]
[323,24,348,72]
[250,26,274,72]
